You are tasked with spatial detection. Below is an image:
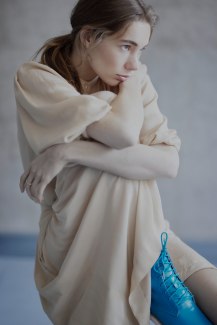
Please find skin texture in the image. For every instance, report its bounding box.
[72,20,151,83]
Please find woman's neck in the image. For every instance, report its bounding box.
[71,48,97,82]
[80,75,100,94]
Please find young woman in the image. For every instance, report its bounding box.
[14,0,217,324]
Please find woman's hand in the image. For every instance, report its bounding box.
[118,67,143,94]
[20,144,67,203]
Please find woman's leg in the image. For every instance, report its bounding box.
[184,268,217,324]
[166,229,217,323]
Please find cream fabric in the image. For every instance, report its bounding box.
[14,61,214,325]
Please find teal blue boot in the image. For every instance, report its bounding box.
[151,232,212,325]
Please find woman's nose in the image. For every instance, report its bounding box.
[124,56,139,71]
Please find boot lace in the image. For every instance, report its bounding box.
[154,232,195,306]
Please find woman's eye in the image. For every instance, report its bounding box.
[121,45,131,51]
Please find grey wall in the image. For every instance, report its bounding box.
[0,0,217,241]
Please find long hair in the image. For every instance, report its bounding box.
[33,0,159,93]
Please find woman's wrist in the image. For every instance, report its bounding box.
[58,141,86,165]
[47,143,73,165]
[119,81,141,96]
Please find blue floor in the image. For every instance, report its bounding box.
[0,235,216,325]
[0,235,51,325]
[0,256,52,325]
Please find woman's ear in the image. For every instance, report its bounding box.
[79,27,94,49]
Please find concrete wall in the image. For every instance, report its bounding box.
[0,0,217,241]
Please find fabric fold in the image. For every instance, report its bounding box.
[14,61,112,154]
[128,180,168,324]
[14,61,185,325]
[140,70,181,152]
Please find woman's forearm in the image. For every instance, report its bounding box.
[21,139,179,203]
[86,76,144,149]
[61,140,179,180]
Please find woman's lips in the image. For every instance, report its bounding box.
[116,74,130,82]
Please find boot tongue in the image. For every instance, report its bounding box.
[158,233,195,304]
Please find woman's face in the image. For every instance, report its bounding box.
[85,20,151,85]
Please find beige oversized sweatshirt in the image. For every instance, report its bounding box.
[14,61,181,325]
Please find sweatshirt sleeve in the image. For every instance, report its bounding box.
[139,64,181,152]
[14,61,112,154]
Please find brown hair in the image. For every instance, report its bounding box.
[33,0,159,93]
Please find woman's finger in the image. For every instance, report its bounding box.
[25,173,43,203]
[31,176,49,203]
[30,177,44,203]
[23,170,35,190]
[20,169,30,192]
[38,181,47,203]
[25,182,39,203]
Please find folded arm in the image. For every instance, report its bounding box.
[17,63,181,203]
[20,139,179,203]
[85,71,144,149]
[62,140,180,179]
